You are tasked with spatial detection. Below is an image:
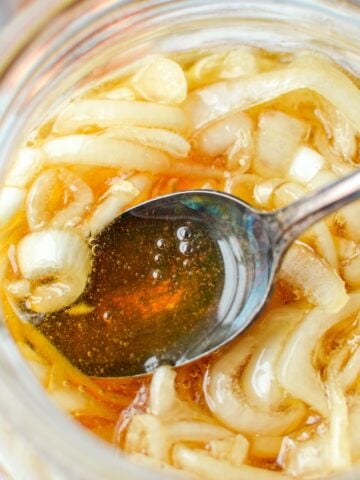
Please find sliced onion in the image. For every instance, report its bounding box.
[43,135,171,174]
[149,365,208,423]
[208,435,249,466]
[4,147,44,188]
[99,87,136,101]
[224,174,260,204]
[49,388,87,413]
[255,111,307,178]
[17,229,91,313]
[337,238,359,262]
[0,187,26,228]
[103,125,190,157]
[250,436,283,460]
[241,308,304,410]
[308,170,338,191]
[125,414,169,461]
[133,56,187,105]
[277,292,360,416]
[314,222,339,270]
[285,376,351,476]
[279,242,348,313]
[206,335,306,436]
[338,346,360,391]
[195,112,254,164]
[172,445,292,480]
[335,201,360,242]
[349,398,360,460]
[342,254,360,288]
[288,146,325,184]
[26,168,93,231]
[7,279,31,298]
[254,178,285,208]
[185,52,360,132]
[88,178,140,236]
[53,100,188,134]
[219,47,260,79]
[168,421,233,444]
[273,183,307,209]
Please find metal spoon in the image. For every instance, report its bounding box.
[101,169,360,376]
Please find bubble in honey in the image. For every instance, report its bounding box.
[177,226,192,241]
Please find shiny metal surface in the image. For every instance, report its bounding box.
[119,169,360,374]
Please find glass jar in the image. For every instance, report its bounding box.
[0,1,359,479]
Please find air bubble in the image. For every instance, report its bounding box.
[156,238,166,249]
[154,253,162,262]
[179,241,191,255]
[144,355,160,372]
[177,226,192,241]
[152,269,162,280]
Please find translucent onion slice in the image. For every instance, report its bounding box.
[173,445,292,480]
[7,279,31,298]
[4,147,44,188]
[338,346,360,391]
[53,100,188,134]
[149,365,209,423]
[254,178,285,208]
[125,414,169,461]
[133,56,187,105]
[273,183,307,209]
[241,308,304,410]
[206,336,306,436]
[250,436,283,461]
[103,125,190,158]
[26,168,93,231]
[349,398,360,460]
[337,238,359,262]
[285,376,351,476]
[43,135,171,174]
[88,178,140,237]
[208,435,249,466]
[310,222,338,271]
[342,254,360,288]
[99,87,136,101]
[335,201,360,242]
[277,292,360,416]
[185,52,360,132]
[17,229,91,313]
[278,242,348,313]
[168,421,233,444]
[255,111,307,178]
[308,170,338,191]
[0,187,26,228]
[288,146,325,184]
[195,112,254,168]
[224,174,261,204]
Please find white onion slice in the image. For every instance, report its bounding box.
[342,254,360,288]
[43,135,171,174]
[185,53,360,132]
[279,242,348,313]
[255,111,307,178]
[277,292,360,416]
[88,178,140,236]
[133,56,187,104]
[7,279,31,298]
[104,125,190,157]
[273,183,307,209]
[0,187,26,228]
[17,229,91,313]
[99,87,136,101]
[338,346,360,391]
[254,178,284,208]
[241,308,303,410]
[4,147,44,188]
[168,421,233,444]
[53,100,188,134]
[208,435,249,466]
[224,174,260,204]
[288,146,325,184]
[206,335,306,436]
[335,201,360,242]
[173,445,292,480]
[195,112,254,169]
[311,222,338,271]
[125,414,169,461]
[26,168,93,231]
[149,365,208,423]
[308,170,338,191]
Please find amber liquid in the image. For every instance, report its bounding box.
[35,212,224,377]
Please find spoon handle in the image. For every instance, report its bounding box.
[272,169,360,249]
